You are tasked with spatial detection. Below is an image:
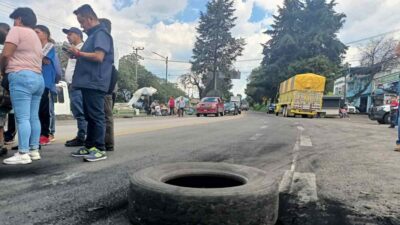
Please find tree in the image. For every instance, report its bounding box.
[190,0,245,98]
[347,37,399,102]
[117,52,186,103]
[246,0,347,104]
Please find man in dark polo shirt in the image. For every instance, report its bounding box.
[69,4,114,162]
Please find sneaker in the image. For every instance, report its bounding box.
[0,147,7,156]
[3,152,32,165]
[49,134,56,142]
[83,147,107,162]
[40,136,50,146]
[29,150,41,161]
[65,137,85,147]
[71,147,90,157]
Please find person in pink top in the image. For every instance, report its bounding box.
[169,96,175,115]
[0,7,45,165]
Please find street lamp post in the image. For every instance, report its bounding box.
[133,46,144,87]
[152,51,169,84]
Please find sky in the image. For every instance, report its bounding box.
[1,0,400,97]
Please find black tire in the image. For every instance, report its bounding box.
[204,114,208,117]
[384,113,391,124]
[220,111,224,117]
[196,114,200,117]
[128,162,279,225]
[377,119,385,124]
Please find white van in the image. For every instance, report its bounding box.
[54,81,72,116]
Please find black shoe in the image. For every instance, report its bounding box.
[0,147,7,156]
[105,146,114,151]
[65,138,85,147]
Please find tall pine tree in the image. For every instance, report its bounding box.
[191,0,245,98]
[246,0,347,103]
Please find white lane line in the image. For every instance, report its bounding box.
[291,140,300,172]
[300,135,312,147]
[260,125,268,129]
[297,126,305,131]
[249,133,263,141]
[290,172,318,203]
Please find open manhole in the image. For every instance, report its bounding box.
[164,174,246,188]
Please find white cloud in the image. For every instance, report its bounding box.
[5,0,397,97]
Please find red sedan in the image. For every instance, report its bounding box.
[196,97,225,117]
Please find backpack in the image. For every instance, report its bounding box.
[108,65,118,94]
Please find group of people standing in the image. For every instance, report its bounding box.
[0,4,117,165]
[168,96,186,117]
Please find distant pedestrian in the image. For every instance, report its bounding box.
[169,96,175,115]
[395,43,400,152]
[178,97,186,117]
[389,96,398,128]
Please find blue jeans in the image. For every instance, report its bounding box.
[49,92,56,135]
[69,87,87,140]
[9,70,44,153]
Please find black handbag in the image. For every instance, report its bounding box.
[1,73,9,91]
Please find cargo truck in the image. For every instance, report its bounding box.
[275,73,326,117]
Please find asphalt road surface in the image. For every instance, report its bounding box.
[0,112,399,225]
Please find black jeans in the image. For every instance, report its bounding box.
[81,88,106,151]
[39,88,50,137]
[104,94,114,149]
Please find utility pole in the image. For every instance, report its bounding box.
[344,64,350,103]
[152,51,169,84]
[133,46,144,87]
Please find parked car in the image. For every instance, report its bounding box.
[344,104,359,114]
[369,104,391,124]
[241,101,249,111]
[196,97,225,117]
[224,102,239,115]
[267,104,276,114]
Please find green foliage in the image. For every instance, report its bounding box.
[191,0,245,98]
[246,0,347,103]
[116,53,185,103]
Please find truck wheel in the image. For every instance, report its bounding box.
[377,119,385,124]
[196,114,200,117]
[384,114,391,124]
[128,162,279,225]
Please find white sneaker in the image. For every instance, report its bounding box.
[29,150,41,161]
[3,152,32,165]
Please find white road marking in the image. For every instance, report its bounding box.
[249,133,263,141]
[290,172,318,203]
[260,125,268,129]
[279,124,318,204]
[300,135,312,147]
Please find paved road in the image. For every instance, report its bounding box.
[0,112,298,225]
[0,112,399,225]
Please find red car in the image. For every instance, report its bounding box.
[196,97,225,117]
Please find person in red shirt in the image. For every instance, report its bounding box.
[168,96,175,116]
[389,96,398,128]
